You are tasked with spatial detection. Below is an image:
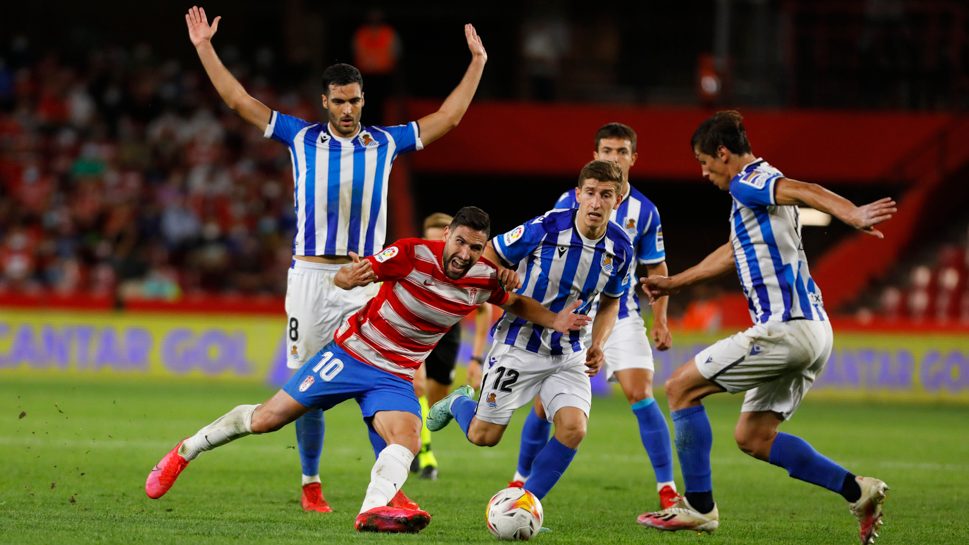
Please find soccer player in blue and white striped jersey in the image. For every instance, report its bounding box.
[185,5,488,513]
[512,123,678,511]
[426,160,635,503]
[637,111,895,544]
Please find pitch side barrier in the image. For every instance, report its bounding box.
[1,297,967,403]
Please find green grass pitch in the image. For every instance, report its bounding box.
[2,375,967,544]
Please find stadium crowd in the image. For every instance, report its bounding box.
[0,41,311,300]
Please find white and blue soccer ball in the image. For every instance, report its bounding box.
[485,487,543,540]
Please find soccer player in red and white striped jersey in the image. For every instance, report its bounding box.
[145,207,590,534]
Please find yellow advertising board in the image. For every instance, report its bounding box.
[2,308,968,402]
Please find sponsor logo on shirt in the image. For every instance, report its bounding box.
[503,225,525,246]
[468,287,479,303]
[557,246,567,258]
[375,246,399,263]
[749,344,763,356]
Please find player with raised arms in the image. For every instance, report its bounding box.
[636,111,893,545]
[511,122,678,511]
[183,6,488,513]
[427,160,634,506]
[145,206,591,533]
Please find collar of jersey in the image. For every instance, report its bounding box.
[571,209,608,244]
[324,123,363,143]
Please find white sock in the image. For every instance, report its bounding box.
[179,404,258,461]
[657,481,676,492]
[513,471,528,484]
[302,474,321,486]
[359,444,414,513]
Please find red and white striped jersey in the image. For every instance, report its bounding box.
[335,238,509,380]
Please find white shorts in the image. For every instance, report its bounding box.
[694,319,833,420]
[601,314,654,381]
[285,260,379,369]
[475,344,591,426]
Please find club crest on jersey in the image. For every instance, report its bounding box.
[375,246,399,263]
[601,254,614,274]
[625,217,636,231]
[467,287,479,303]
[504,225,525,246]
[290,344,299,357]
[359,131,377,147]
[486,392,497,408]
[298,375,315,392]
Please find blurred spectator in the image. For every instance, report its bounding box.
[520,2,571,101]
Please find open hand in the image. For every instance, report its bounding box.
[551,300,591,333]
[186,6,221,47]
[849,197,897,239]
[465,24,488,62]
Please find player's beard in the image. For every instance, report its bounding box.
[442,253,471,279]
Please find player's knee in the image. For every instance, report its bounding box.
[664,376,684,405]
[554,422,586,448]
[466,428,498,447]
[733,425,773,460]
[623,385,651,404]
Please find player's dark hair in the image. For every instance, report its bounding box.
[450,206,491,238]
[577,159,624,191]
[595,122,637,153]
[691,110,752,156]
[322,63,364,95]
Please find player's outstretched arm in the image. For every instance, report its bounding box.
[641,242,733,300]
[774,178,897,238]
[185,6,271,130]
[416,24,487,147]
[500,296,591,334]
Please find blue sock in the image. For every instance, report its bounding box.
[452,395,477,437]
[769,432,849,493]
[295,409,324,477]
[632,398,674,484]
[523,437,577,500]
[671,405,713,493]
[367,422,387,459]
[516,407,552,478]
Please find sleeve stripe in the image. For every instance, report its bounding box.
[411,121,424,151]
[263,111,277,139]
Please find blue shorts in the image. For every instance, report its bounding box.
[283,342,421,420]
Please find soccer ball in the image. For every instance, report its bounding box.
[485,487,543,540]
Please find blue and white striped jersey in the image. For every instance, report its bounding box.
[491,208,634,355]
[554,186,664,319]
[265,111,422,257]
[729,159,827,324]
